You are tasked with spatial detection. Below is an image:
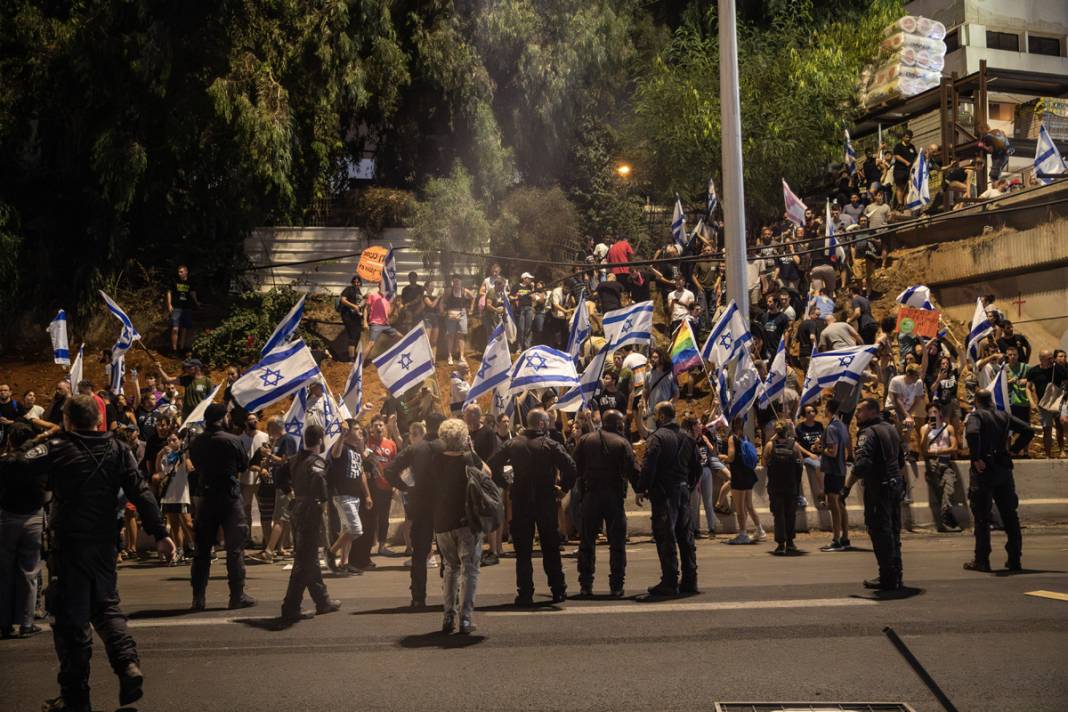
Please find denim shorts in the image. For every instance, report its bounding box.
[445,312,468,335]
[369,323,400,342]
[170,308,193,328]
[333,495,363,535]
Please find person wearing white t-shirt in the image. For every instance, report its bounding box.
[666,274,695,335]
[884,362,928,496]
[239,414,270,544]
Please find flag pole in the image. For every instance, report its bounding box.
[719,0,748,325]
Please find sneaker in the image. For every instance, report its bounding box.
[819,540,842,552]
[447,355,454,366]
[481,552,500,566]
[726,533,751,545]
[251,550,274,564]
[785,542,800,555]
[18,624,43,638]
[344,565,364,575]
[118,662,144,706]
[280,609,314,622]
[551,591,567,604]
[315,599,342,615]
[442,614,456,633]
[753,528,767,542]
[458,619,477,635]
[963,560,992,573]
[839,538,852,550]
[427,555,439,568]
[228,594,257,610]
[41,697,90,712]
[377,544,395,556]
[772,543,786,555]
[796,495,808,508]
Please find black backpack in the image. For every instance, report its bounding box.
[465,466,505,535]
[769,436,797,467]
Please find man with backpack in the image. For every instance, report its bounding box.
[488,408,577,606]
[635,401,702,598]
[763,421,804,555]
[573,409,637,598]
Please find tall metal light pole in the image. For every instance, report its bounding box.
[719,0,748,322]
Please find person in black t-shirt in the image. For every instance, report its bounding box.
[1027,349,1068,458]
[796,304,825,367]
[995,321,1032,364]
[892,130,917,208]
[593,371,626,416]
[595,273,625,314]
[166,264,200,354]
[339,276,365,362]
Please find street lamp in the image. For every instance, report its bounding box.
[615,163,632,178]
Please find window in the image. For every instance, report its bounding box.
[944,28,960,53]
[986,31,1020,52]
[1028,35,1061,57]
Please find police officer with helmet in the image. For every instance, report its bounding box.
[842,397,905,591]
[573,409,637,598]
[188,402,255,610]
[3,394,175,712]
[963,389,1024,572]
[635,401,701,597]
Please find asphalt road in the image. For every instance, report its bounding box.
[2,530,1067,712]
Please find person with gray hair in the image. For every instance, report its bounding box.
[489,408,577,606]
[424,418,486,633]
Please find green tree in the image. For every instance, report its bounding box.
[491,186,583,264]
[409,164,492,278]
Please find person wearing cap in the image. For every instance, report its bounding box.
[511,272,537,351]
[156,359,213,419]
[187,403,255,611]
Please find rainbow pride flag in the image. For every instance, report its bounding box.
[670,320,703,376]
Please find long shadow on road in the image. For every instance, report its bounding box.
[398,631,486,649]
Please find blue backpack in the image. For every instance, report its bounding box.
[739,437,759,470]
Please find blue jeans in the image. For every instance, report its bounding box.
[518,306,535,350]
[0,509,43,630]
[694,468,716,532]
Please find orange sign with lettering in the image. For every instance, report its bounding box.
[355,245,390,283]
[896,306,940,339]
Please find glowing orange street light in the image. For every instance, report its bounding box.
[615,163,632,178]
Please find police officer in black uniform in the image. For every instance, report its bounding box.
[6,394,175,712]
[574,409,636,597]
[963,389,1024,572]
[279,424,341,621]
[635,401,700,597]
[188,403,255,610]
[488,407,577,605]
[843,397,905,591]
[385,413,446,607]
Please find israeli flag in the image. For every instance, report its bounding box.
[180,382,223,431]
[231,339,321,411]
[844,129,856,176]
[782,178,807,226]
[99,291,142,344]
[671,197,687,250]
[69,344,84,393]
[966,298,994,363]
[557,341,612,413]
[319,377,345,448]
[602,301,654,351]
[565,292,592,359]
[502,289,518,344]
[824,199,837,258]
[896,285,935,310]
[1034,123,1067,186]
[728,352,763,421]
[466,324,512,406]
[701,300,752,367]
[47,310,70,365]
[108,354,125,394]
[707,176,718,216]
[283,390,308,439]
[990,365,1011,413]
[491,382,514,418]
[797,344,877,412]
[507,345,579,395]
[373,322,435,399]
[717,367,731,417]
[341,351,364,419]
[905,149,931,211]
[100,290,140,365]
[758,335,788,408]
[261,294,306,357]
[382,244,398,300]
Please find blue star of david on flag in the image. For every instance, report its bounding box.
[399,353,413,371]
[477,353,497,380]
[838,355,855,367]
[528,353,548,372]
[719,333,733,349]
[259,367,283,387]
[621,318,633,334]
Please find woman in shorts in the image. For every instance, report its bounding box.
[442,276,474,365]
[725,417,766,545]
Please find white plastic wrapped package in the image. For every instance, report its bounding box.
[883,15,947,40]
[881,31,947,55]
[869,62,942,87]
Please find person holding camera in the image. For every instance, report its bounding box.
[842,397,905,592]
[963,390,1024,573]
[919,404,961,532]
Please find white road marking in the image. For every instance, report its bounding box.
[486,597,876,617]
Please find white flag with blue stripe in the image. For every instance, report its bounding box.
[565,292,592,359]
[824,199,837,258]
[261,294,306,357]
[231,339,321,412]
[341,351,364,419]
[382,244,398,300]
[671,197,687,249]
[990,365,1011,413]
[108,354,125,394]
[701,300,752,367]
[717,367,731,417]
[896,285,935,310]
[707,176,718,216]
[373,322,435,399]
[728,352,763,421]
[180,382,222,431]
[557,341,612,413]
[782,178,807,226]
[966,298,994,363]
[319,377,346,447]
[1034,123,1067,186]
[507,345,579,396]
[69,344,84,393]
[502,290,518,344]
[466,324,513,407]
[47,310,70,365]
[602,301,654,351]
[100,290,141,365]
[283,389,308,440]
[797,344,877,412]
[758,335,788,408]
[905,149,931,211]
[844,128,856,176]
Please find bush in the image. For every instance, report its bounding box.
[192,287,323,368]
[356,187,415,234]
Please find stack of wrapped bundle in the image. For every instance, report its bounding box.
[862,16,947,108]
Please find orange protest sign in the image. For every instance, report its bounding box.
[355,245,390,283]
[896,306,940,339]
